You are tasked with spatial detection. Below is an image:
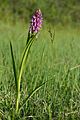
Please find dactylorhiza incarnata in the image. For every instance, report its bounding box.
[29,9,43,36]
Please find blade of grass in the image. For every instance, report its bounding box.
[48,104,52,120]
[10,41,18,92]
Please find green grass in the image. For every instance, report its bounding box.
[0,21,80,120]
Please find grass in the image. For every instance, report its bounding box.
[0,21,80,120]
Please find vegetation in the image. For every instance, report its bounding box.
[0,0,80,25]
[0,21,80,119]
[0,1,80,119]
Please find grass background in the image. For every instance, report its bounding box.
[0,21,80,119]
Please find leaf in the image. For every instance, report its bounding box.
[19,81,47,111]
[0,109,4,118]
[48,104,52,120]
[16,33,37,112]
[18,37,35,94]
[16,36,35,112]
[19,33,37,71]
[19,37,34,80]
[10,41,18,92]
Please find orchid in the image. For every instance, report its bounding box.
[9,9,44,113]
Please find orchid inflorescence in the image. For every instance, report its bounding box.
[29,9,43,35]
[27,9,43,43]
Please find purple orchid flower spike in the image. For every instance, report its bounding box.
[29,9,42,34]
[27,9,43,44]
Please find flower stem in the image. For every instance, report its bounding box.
[16,69,22,113]
[16,37,35,113]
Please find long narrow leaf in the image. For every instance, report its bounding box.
[48,104,52,120]
[16,33,38,112]
[19,81,47,111]
[19,33,37,71]
[10,41,18,92]
[16,37,35,112]
[18,37,35,91]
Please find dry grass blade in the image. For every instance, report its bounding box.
[70,64,80,71]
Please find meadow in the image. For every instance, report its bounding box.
[0,21,80,120]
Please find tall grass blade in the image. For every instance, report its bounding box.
[48,104,52,120]
[10,41,18,92]
[64,69,70,81]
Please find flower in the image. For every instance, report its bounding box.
[29,9,43,35]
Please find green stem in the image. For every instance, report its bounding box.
[16,37,35,113]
